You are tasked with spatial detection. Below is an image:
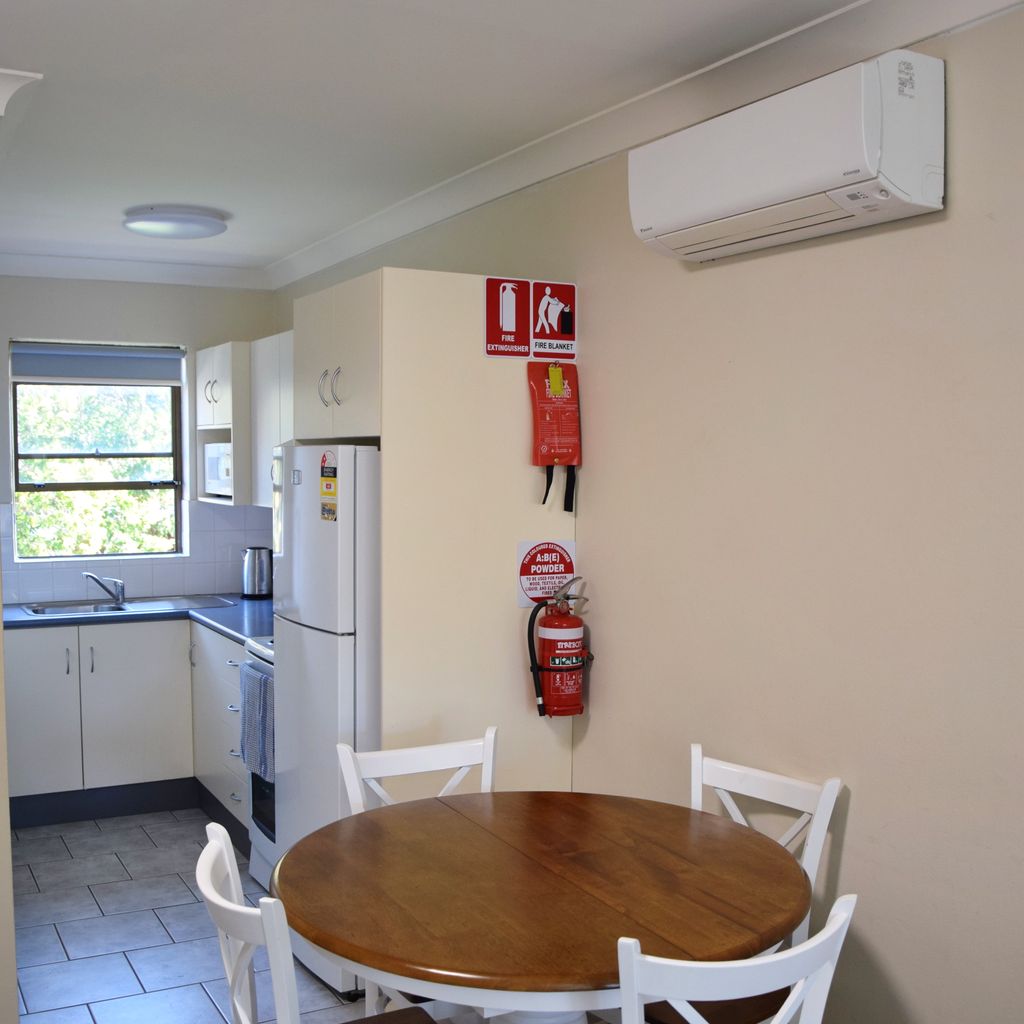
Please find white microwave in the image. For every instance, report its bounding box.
[204,442,233,497]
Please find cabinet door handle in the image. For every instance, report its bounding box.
[226,659,240,667]
[330,367,342,405]
[229,748,242,757]
[204,380,212,403]
[317,369,329,407]
[226,704,240,713]
[90,646,95,674]
[188,641,197,668]
[66,647,71,675]
[210,379,219,404]
[229,792,243,803]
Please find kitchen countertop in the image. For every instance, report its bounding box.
[2,595,275,646]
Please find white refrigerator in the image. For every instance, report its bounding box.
[269,443,381,867]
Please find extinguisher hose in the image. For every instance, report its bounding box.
[527,600,548,717]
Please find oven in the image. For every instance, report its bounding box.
[242,635,277,889]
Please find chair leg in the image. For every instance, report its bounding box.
[365,980,387,1016]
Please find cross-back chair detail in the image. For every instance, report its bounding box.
[691,744,840,946]
[196,822,301,1024]
[619,894,857,1024]
[338,726,497,815]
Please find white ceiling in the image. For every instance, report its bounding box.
[0,0,1016,290]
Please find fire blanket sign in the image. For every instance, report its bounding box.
[530,281,576,359]
[517,539,577,608]
[485,278,577,359]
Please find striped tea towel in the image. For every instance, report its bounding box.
[240,662,275,782]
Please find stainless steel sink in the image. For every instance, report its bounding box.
[25,601,126,615]
[24,595,236,616]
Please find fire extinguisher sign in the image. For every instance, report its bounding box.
[517,540,577,608]
[485,278,531,357]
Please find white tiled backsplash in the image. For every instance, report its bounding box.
[0,502,272,605]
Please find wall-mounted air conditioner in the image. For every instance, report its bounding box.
[628,50,945,262]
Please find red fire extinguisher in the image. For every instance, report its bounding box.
[528,577,593,717]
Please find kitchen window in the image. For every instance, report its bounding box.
[10,342,184,559]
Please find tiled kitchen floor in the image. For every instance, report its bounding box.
[12,808,366,1022]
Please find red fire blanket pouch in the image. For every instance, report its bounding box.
[528,361,581,512]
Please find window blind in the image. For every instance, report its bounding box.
[10,341,185,384]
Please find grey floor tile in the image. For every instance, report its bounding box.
[236,859,269,896]
[118,843,203,880]
[13,864,39,894]
[16,924,68,968]
[63,826,156,859]
[297,1002,370,1023]
[19,987,26,1014]
[204,960,340,1022]
[15,886,102,929]
[143,819,210,847]
[90,874,197,915]
[180,872,203,900]
[95,811,176,831]
[17,1005,94,1023]
[154,901,217,942]
[170,807,211,822]
[57,909,172,959]
[126,935,225,991]
[32,854,129,892]
[16,821,100,841]
[89,982,226,1024]
[12,837,71,867]
[19,952,142,1013]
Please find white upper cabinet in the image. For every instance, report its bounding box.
[293,272,382,440]
[196,343,234,427]
[195,341,252,505]
[250,330,294,508]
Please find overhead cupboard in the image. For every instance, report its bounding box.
[195,340,252,505]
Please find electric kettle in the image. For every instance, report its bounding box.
[241,546,272,599]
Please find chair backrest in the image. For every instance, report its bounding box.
[619,894,856,1024]
[196,822,300,1024]
[338,726,498,815]
[691,744,840,945]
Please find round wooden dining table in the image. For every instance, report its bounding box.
[272,791,810,1020]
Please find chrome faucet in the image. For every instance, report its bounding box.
[82,572,126,605]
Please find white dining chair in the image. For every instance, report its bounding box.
[338,725,497,814]
[619,895,857,1024]
[691,743,841,946]
[196,821,301,1024]
[198,821,437,1024]
[337,726,497,1018]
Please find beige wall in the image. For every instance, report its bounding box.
[272,11,1024,1022]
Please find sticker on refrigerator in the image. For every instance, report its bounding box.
[320,450,338,505]
[517,540,577,608]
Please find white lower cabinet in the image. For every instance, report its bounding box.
[79,621,193,789]
[4,626,83,798]
[190,622,249,824]
[3,620,192,798]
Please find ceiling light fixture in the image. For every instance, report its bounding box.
[122,205,229,239]
[0,68,43,117]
